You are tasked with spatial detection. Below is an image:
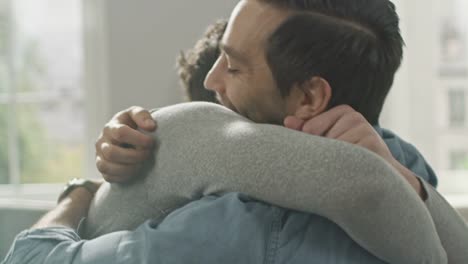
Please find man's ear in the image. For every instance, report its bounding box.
[287,77,332,120]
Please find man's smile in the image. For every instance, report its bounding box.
[216,94,240,114]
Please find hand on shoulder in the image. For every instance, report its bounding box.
[284,105,424,198]
[95,106,157,183]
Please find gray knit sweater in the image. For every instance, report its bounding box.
[84,102,468,264]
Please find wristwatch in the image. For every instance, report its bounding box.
[57,178,99,203]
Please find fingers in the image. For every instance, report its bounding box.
[99,142,152,164]
[327,112,393,160]
[96,156,144,183]
[95,128,154,183]
[131,106,157,131]
[324,111,367,139]
[284,116,305,131]
[116,106,156,132]
[105,123,155,150]
[301,105,355,136]
[287,104,395,164]
[94,106,157,184]
[334,124,370,145]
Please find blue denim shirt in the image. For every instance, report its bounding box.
[2,127,437,264]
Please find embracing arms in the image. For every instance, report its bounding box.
[88,102,466,263]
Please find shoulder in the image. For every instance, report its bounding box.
[152,102,249,122]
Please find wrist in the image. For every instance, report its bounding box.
[388,158,425,199]
[33,187,95,229]
[60,188,94,214]
[58,178,100,204]
[67,187,95,203]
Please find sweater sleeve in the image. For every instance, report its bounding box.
[420,179,468,263]
[85,102,447,264]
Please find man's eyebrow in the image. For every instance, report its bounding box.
[220,43,250,65]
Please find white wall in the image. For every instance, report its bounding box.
[83,0,237,177]
[105,0,237,112]
[380,0,412,139]
[381,0,439,167]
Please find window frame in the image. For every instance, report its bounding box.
[448,89,467,128]
[0,0,109,199]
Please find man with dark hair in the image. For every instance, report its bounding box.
[198,0,430,192]
[3,0,468,263]
[264,1,402,125]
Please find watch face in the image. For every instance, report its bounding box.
[70,178,84,185]
[67,178,89,189]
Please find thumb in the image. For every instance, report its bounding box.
[284,116,305,131]
[131,107,157,132]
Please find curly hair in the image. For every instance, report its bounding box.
[177,19,228,103]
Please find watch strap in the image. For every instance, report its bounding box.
[57,178,99,204]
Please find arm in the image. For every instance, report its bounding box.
[286,105,468,263]
[32,188,94,230]
[2,194,275,264]
[85,102,446,264]
[2,187,123,264]
[4,219,147,264]
[284,105,425,198]
[393,162,468,264]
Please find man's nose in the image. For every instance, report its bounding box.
[204,58,225,94]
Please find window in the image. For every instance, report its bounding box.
[0,0,85,185]
[438,1,468,78]
[441,20,466,64]
[385,0,468,197]
[448,89,466,127]
[450,151,468,170]
[440,20,466,64]
[437,1,468,195]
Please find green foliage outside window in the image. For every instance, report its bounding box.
[0,9,83,184]
[459,156,468,170]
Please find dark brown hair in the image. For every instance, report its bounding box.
[263,0,404,125]
[177,20,227,103]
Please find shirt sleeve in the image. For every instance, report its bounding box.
[1,223,157,264]
[377,127,438,187]
[397,140,438,187]
[2,197,272,264]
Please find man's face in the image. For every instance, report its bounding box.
[204,0,293,124]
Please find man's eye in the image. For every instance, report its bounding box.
[227,67,239,75]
